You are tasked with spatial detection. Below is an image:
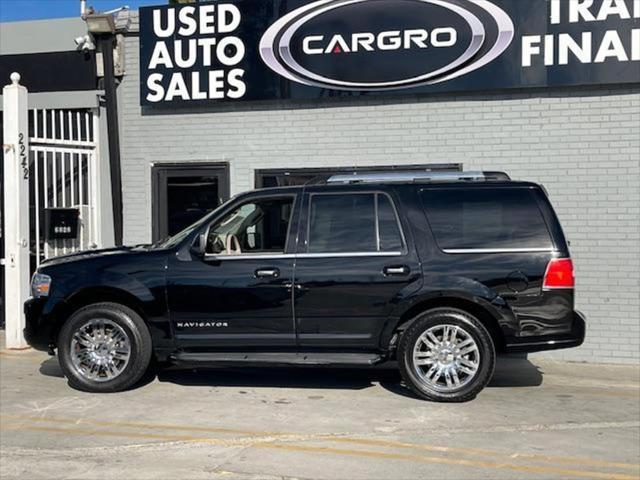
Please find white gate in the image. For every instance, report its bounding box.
[29,108,99,265]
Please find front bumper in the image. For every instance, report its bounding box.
[23,296,54,351]
[504,310,586,353]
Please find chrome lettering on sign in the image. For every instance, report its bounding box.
[259,0,515,91]
[176,322,229,328]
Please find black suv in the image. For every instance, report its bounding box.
[24,171,585,402]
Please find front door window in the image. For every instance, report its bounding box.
[205,197,294,256]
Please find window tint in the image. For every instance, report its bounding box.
[206,197,293,255]
[308,193,404,253]
[309,194,376,253]
[420,188,552,250]
[378,194,403,252]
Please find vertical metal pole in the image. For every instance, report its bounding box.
[70,152,77,251]
[61,152,67,207]
[34,109,39,139]
[52,109,56,142]
[67,111,72,143]
[91,112,101,248]
[88,151,94,249]
[70,153,76,206]
[42,109,47,140]
[79,154,84,249]
[61,152,67,254]
[2,73,30,349]
[52,152,58,258]
[100,35,124,246]
[34,150,40,265]
[84,111,90,144]
[43,151,49,260]
[76,111,81,143]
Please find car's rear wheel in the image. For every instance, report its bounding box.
[57,302,152,393]
[398,308,495,402]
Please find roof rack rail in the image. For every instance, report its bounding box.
[326,171,510,185]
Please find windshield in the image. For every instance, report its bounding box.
[155,196,237,249]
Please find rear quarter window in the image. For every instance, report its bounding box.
[420,188,553,251]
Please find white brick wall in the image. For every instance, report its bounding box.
[119,36,640,364]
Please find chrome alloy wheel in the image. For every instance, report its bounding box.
[70,319,131,382]
[412,324,480,392]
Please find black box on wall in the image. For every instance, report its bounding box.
[45,208,79,240]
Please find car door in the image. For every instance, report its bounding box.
[293,186,422,349]
[166,193,300,349]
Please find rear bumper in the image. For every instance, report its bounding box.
[504,310,586,353]
[23,297,54,352]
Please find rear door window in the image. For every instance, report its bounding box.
[307,193,404,253]
[420,188,552,251]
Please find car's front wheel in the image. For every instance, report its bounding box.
[57,302,152,393]
[398,308,496,402]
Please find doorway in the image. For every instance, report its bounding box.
[151,163,229,242]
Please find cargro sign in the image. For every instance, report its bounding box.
[139,0,640,106]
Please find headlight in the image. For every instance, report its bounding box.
[31,273,52,297]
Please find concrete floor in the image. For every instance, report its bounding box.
[0,339,638,480]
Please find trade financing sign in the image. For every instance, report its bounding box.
[139,0,640,106]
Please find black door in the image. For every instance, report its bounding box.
[166,193,299,349]
[293,188,422,349]
[152,163,229,242]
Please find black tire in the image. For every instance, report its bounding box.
[57,302,153,393]
[397,308,495,402]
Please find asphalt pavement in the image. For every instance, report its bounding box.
[1,333,639,480]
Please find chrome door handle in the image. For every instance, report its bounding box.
[255,268,280,278]
[383,265,410,276]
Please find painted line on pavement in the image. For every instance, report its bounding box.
[3,413,639,470]
[328,436,640,471]
[1,415,639,480]
[1,423,638,480]
[0,413,279,437]
[261,442,640,480]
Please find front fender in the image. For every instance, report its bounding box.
[36,255,171,353]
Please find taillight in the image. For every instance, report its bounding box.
[543,258,574,290]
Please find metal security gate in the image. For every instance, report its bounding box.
[29,108,99,266]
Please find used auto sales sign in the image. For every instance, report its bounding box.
[139,0,640,106]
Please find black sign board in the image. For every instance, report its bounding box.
[139,0,640,106]
[0,51,96,94]
[45,208,80,240]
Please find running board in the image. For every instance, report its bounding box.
[173,352,383,366]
